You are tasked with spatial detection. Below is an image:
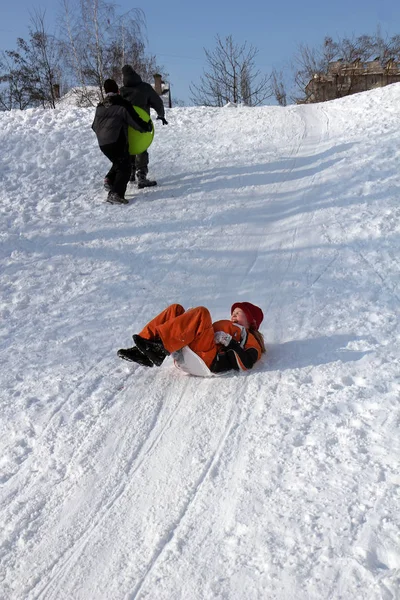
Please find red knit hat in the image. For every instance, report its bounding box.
[231,302,264,330]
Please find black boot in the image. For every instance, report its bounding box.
[137,174,157,189]
[133,335,169,366]
[107,192,129,205]
[117,346,153,367]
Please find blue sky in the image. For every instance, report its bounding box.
[1,0,399,104]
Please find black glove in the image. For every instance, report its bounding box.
[210,351,238,373]
[146,121,153,132]
[157,116,168,125]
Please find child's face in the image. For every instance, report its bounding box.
[231,307,249,328]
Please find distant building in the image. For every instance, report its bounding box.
[304,58,400,103]
[153,74,172,108]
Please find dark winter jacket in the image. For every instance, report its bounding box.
[91,93,148,148]
[120,65,165,118]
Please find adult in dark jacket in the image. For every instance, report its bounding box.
[92,79,151,204]
[119,64,168,188]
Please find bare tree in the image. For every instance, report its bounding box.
[0,9,61,109]
[28,10,62,108]
[104,15,163,84]
[105,37,162,85]
[292,36,340,102]
[369,27,400,61]
[0,49,35,110]
[190,34,272,106]
[59,0,161,105]
[60,0,118,103]
[271,69,287,106]
[291,32,400,103]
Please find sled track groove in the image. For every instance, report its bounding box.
[127,374,271,599]
[1,353,129,489]
[31,375,191,599]
[127,392,245,599]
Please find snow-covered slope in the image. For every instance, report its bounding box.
[0,85,399,599]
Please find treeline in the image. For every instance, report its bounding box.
[189,31,400,107]
[2,8,400,111]
[0,0,162,110]
[293,32,400,103]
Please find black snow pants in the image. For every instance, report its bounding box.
[130,151,149,178]
[101,141,131,198]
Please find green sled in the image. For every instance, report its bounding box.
[128,106,154,155]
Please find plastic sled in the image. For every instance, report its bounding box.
[172,347,213,377]
[128,106,155,155]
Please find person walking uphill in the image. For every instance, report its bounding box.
[119,64,168,189]
[117,302,266,375]
[91,79,152,204]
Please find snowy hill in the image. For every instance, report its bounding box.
[0,85,399,600]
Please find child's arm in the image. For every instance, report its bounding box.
[210,341,258,373]
[118,97,151,132]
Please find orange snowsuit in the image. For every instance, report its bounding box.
[138,304,262,370]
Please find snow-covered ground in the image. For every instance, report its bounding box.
[0,85,399,600]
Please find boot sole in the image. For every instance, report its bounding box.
[137,181,157,189]
[106,197,129,205]
[117,349,153,367]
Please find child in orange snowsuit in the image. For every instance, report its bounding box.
[117,302,265,373]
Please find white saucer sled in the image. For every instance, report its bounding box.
[172,347,213,377]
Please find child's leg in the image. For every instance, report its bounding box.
[130,155,136,181]
[136,151,149,177]
[101,145,130,198]
[156,306,217,367]
[105,163,116,183]
[138,304,185,340]
[112,154,131,198]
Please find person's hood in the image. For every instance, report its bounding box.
[122,65,142,87]
[102,93,118,107]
